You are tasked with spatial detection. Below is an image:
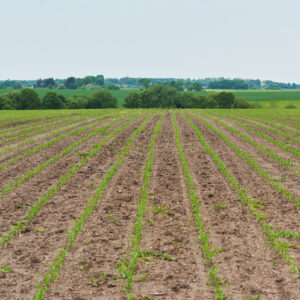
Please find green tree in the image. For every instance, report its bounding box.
[12,82,22,89]
[124,93,142,108]
[191,82,203,91]
[65,95,89,109]
[138,78,150,89]
[215,92,235,108]
[87,90,117,108]
[42,92,63,109]
[141,85,177,108]
[170,80,184,91]
[19,89,41,109]
[95,75,105,86]
[233,97,252,108]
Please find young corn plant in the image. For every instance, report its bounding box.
[172,112,225,300]
[32,113,157,300]
[182,113,300,276]
[0,111,133,172]
[188,112,300,209]
[202,114,299,175]
[119,112,165,300]
[0,113,150,247]
[0,113,135,198]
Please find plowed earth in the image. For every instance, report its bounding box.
[0,110,299,300]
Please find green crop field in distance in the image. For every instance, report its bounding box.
[1,88,300,108]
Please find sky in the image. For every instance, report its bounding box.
[1,0,300,82]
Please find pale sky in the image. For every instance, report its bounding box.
[1,0,300,82]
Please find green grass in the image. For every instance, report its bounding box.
[196,89,300,102]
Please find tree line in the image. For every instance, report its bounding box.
[0,89,117,110]
[0,85,253,110]
[2,76,299,91]
[124,85,253,109]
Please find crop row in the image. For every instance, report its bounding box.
[0,113,78,140]
[0,114,91,156]
[0,112,138,199]
[0,112,150,248]
[0,111,131,172]
[188,112,300,208]
[232,112,300,136]
[213,114,300,158]
[31,113,156,299]
[173,112,225,299]
[0,114,86,147]
[200,113,299,175]
[226,114,300,144]
[118,113,165,299]
[182,112,300,276]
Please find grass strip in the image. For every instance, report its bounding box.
[172,112,225,300]
[31,113,156,300]
[189,112,300,209]
[182,112,300,276]
[0,113,150,248]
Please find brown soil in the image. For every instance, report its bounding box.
[0,114,152,299]
[227,116,300,149]
[44,114,160,299]
[0,115,135,234]
[199,114,300,200]
[0,111,300,300]
[131,113,211,299]
[0,116,105,166]
[177,114,300,299]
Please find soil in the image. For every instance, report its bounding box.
[0,111,300,300]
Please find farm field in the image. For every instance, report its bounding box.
[0,109,300,299]
[1,88,300,108]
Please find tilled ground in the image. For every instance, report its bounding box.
[0,110,300,300]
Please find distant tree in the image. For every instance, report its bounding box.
[95,75,105,86]
[138,78,151,89]
[42,92,63,109]
[205,95,218,108]
[208,79,248,89]
[105,83,120,90]
[87,90,117,108]
[19,89,41,110]
[170,80,184,91]
[141,85,177,108]
[65,77,77,89]
[65,95,88,109]
[191,82,203,91]
[124,93,142,108]
[12,82,22,89]
[233,97,252,108]
[215,92,235,108]
[0,92,19,110]
[185,79,192,90]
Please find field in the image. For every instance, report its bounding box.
[0,109,300,299]
[1,88,300,108]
